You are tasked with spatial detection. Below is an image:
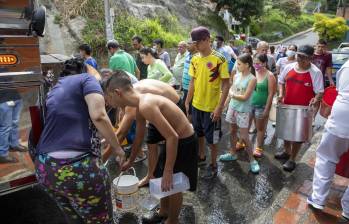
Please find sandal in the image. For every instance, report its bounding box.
[235,141,246,151]
[253,147,263,158]
[250,160,260,174]
[219,153,237,162]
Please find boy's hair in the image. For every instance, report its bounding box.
[106,39,120,49]
[60,57,86,77]
[78,44,92,55]
[132,35,143,43]
[216,35,224,42]
[318,39,327,45]
[105,70,132,92]
[153,39,164,48]
[191,26,210,42]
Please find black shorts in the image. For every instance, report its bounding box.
[153,134,198,191]
[192,106,222,145]
[145,99,186,144]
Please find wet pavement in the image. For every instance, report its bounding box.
[106,116,327,224]
[1,116,332,224]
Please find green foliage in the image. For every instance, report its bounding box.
[81,12,188,62]
[113,13,187,50]
[313,13,349,41]
[210,0,265,27]
[53,14,62,25]
[254,8,314,42]
[272,0,301,23]
[234,39,246,47]
[196,11,228,36]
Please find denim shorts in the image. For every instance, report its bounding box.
[251,106,266,120]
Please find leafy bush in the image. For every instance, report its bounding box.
[313,13,349,41]
[234,39,246,47]
[113,13,187,50]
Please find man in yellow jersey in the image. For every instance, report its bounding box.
[185,27,230,178]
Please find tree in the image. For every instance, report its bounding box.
[209,0,265,27]
[272,0,301,23]
[313,13,349,41]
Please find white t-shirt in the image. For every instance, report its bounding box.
[278,62,324,94]
[325,61,349,139]
[276,57,295,75]
[217,45,236,62]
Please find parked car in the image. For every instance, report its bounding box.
[338,42,349,49]
[331,49,349,86]
[247,37,261,49]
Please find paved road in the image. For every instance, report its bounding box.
[281,30,319,47]
[1,116,326,224]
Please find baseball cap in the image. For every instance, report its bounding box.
[297,45,314,57]
[190,26,210,42]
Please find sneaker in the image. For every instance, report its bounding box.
[198,156,206,166]
[141,210,167,224]
[283,160,296,172]
[219,153,237,162]
[9,144,28,152]
[236,141,246,151]
[201,164,218,179]
[274,151,290,160]
[250,160,260,174]
[0,155,18,163]
[253,147,263,158]
[307,196,324,210]
[272,122,276,127]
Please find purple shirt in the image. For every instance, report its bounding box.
[37,73,103,155]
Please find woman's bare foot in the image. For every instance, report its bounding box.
[138,175,154,188]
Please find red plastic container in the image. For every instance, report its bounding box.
[336,149,349,178]
[320,86,338,118]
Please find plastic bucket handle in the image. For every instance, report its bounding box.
[115,167,137,189]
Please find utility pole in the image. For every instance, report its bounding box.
[104,0,114,41]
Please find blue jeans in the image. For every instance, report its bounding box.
[0,100,23,156]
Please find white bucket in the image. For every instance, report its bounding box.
[113,167,139,211]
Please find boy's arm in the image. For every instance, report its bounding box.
[212,78,229,122]
[141,103,179,192]
[121,109,147,171]
[185,78,195,116]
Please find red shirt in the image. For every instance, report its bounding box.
[284,68,315,106]
[312,53,332,77]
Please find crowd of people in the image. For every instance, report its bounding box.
[18,25,348,224]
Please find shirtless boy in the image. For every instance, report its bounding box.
[102,77,183,187]
[105,71,198,224]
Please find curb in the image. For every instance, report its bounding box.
[270,28,315,45]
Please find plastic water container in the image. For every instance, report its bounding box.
[150,172,190,199]
[113,167,139,211]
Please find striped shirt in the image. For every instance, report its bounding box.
[182,53,193,90]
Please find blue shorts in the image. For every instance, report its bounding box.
[192,106,222,145]
[126,121,136,144]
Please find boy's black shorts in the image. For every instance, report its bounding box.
[153,134,198,192]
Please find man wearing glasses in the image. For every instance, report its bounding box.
[275,45,324,172]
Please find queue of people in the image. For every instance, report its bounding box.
[28,24,349,224]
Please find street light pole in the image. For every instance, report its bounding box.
[104,0,114,41]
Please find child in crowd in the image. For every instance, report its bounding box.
[105,71,198,224]
[219,53,260,174]
[185,26,230,178]
[251,54,276,157]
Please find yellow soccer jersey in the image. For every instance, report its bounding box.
[189,50,229,112]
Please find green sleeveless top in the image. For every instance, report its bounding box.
[229,73,255,113]
[251,75,268,107]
